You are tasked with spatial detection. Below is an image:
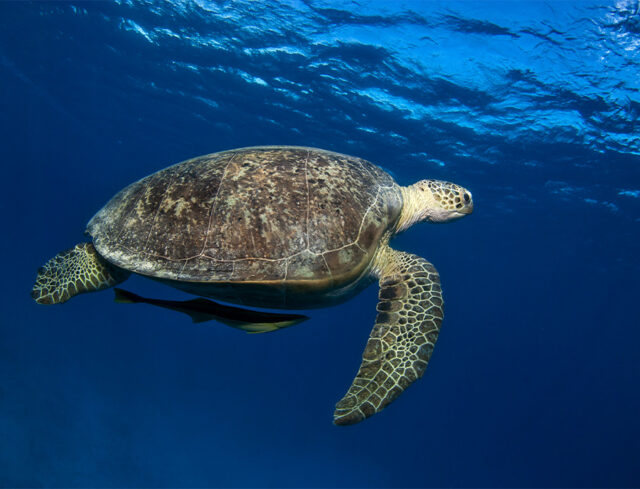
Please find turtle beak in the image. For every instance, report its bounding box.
[459,202,473,215]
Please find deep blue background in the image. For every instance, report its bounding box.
[1,1,639,487]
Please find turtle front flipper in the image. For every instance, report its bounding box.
[32,242,131,305]
[334,246,444,425]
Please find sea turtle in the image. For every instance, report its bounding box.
[32,146,473,425]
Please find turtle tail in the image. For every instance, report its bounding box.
[32,242,130,304]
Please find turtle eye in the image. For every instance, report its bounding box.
[463,193,471,203]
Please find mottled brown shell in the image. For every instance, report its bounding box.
[87,146,402,306]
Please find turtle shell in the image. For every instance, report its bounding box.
[87,146,402,305]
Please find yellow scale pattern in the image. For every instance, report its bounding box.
[31,243,130,305]
[333,247,443,425]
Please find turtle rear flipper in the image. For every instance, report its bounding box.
[32,242,130,305]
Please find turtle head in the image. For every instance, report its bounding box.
[397,179,473,232]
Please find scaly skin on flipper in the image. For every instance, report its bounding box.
[334,245,443,425]
[31,243,130,304]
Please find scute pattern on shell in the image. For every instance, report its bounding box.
[88,147,402,289]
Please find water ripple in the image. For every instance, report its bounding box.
[2,0,638,218]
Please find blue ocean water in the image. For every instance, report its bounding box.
[1,0,639,486]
